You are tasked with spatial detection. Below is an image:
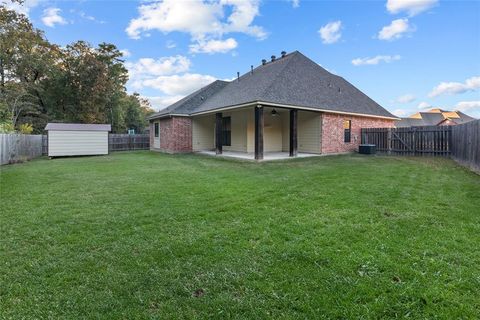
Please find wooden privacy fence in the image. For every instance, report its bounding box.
[361,120,480,173]
[108,134,150,151]
[361,126,452,156]
[451,120,480,173]
[42,135,48,155]
[0,134,43,165]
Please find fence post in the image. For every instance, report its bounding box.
[412,127,416,156]
[387,128,392,155]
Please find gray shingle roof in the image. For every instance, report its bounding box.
[149,51,396,120]
[395,118,423,127]
[148,80,229,119]
[453,111,476,124]
[418,112,445,125]
[45,123,111,131]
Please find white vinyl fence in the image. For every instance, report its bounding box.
[0,134,43,165]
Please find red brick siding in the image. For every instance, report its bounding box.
[150,117,192,153]
[321,113,394,154]
[149,122,154,148]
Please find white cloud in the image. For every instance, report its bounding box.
[455,101,480,112]
[429,76,480,97]
[126,0,266,54]
[126,55,218,106]
[126,0,221,39]
[78,11,105,24]
[126,56,191,79]
[166,40,176,49]
[378,18,413,41]
[396,94,416,103]
[144,95,185,111]
[189,38,238,54]
[141,73,216,96]
[318,21,342,44]
[386,0,438,16]
[120,49,131,58]
[352,55,401,66]
[417,101,431,109]
[42,8,67,27]
[392,108,409,117]
[291,0,300,8]
[1,0,39,17]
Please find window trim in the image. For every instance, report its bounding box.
[222,116,231,147]
[154,122,159,138]
[344,120,351,143]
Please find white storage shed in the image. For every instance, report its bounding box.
[45,123,111,157]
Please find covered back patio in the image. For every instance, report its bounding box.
[191,105,322,160]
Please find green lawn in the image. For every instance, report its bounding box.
[1,152,479,319]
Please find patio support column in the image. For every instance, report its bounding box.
[215,112,223,154]
[289,109,298,157]
[254,105,264,160]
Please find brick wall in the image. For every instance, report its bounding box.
[321,113,394,154]
[149,122,154,147]
[149,113,393,155]
[150,117,192,153]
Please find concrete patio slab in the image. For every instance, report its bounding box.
[197,150,320,161]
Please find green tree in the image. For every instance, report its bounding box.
[0,5,58,131]
[1,4,152,134]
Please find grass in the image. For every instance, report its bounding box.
[1,152,479,319]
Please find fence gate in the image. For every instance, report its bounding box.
[361,126,452,156]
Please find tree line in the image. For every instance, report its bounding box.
[0,4,153,134]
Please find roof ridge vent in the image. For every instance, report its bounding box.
[281,51,286,57]
[271,55,276,62]
[262,59,267,65]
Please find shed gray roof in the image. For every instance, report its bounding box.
[45,123,111,131]
[149,51,396,120]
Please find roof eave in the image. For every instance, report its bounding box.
[190,100,400,121]
[148,113,190,121]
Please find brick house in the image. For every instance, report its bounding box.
[148,51,397,160]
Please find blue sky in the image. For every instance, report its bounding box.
[5,0,480,118]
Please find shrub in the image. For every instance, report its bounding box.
[18,123,34,134]
[0,122,15,133]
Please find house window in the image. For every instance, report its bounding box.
[344,120,351,143]
[222,117,231,146]
[154,122,159,138]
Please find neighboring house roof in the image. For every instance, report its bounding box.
[419,112,445,125]
[395,118,422,127]
[45,123,112,131]
[451,111,476,124]
[395,108,476,127]
[149,51,396,120]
